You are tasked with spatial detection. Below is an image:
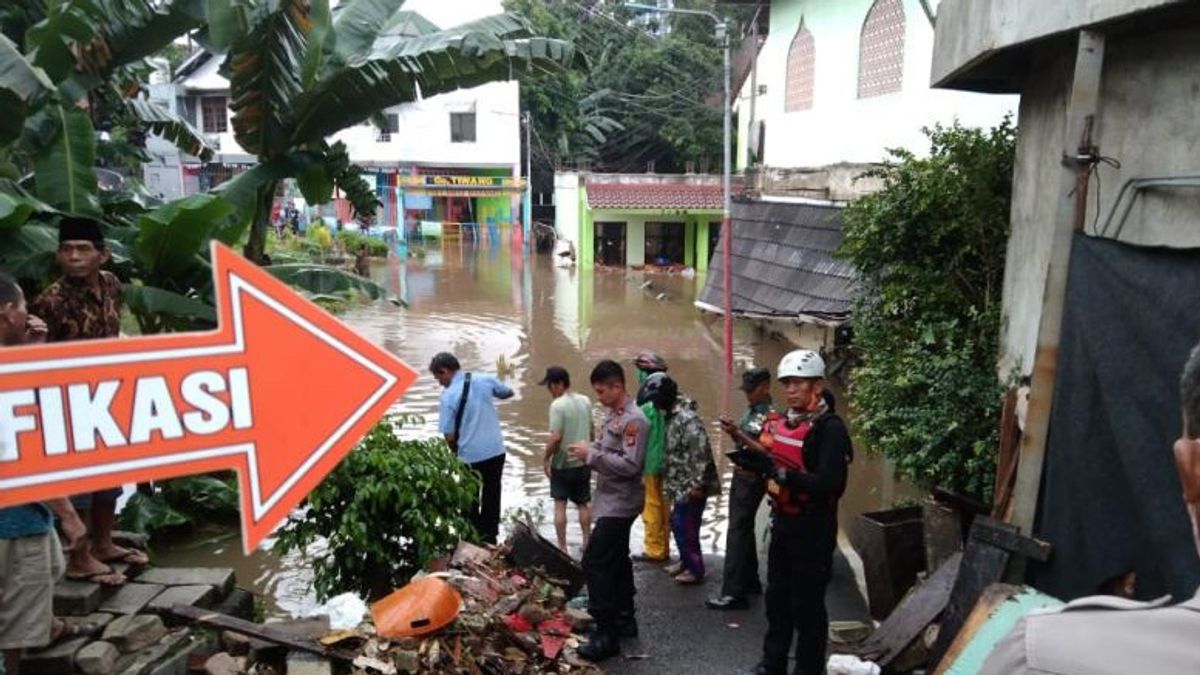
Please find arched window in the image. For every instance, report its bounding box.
[857,0,905,98]
[784,21,815,112]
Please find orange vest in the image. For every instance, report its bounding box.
[759,413,813,515]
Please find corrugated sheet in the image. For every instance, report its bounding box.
[698,200,856,321]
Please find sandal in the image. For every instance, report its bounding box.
[48,619,101,645]
[65,567,126,587]
[674,571,704,585]
[664,562,684,576]
[99,548,149,566]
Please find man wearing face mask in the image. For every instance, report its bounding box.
[977,342,1200,675]
[723,350,851,675]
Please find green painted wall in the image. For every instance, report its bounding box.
[696,219,711,272]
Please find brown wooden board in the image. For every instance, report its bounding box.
[857,551,963,666]
[928,519,1015,667]
[932,583,1021,675]
[169,605,358,662]
[505,523,585,596]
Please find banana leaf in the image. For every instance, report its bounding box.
[0,33,54,143]
[85,0,207,79]
[289,14,575,143]
[228,0,309,156]
[128,95,215,161]
[330,0,439,65]
[264,262,400,305]
[0,222,58,281]
[124,283,217,332]
[34,106,100,216]
[134,193,233,279]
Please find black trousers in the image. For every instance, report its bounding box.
[721,471,766,598]
[761,512,836,675]
[468,454,506,544]
[583,516,637,635]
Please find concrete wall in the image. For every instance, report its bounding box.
[932,0,1188,88]
[994,21,1200,377]
[736,0,1015,172]
[553,172,583,255]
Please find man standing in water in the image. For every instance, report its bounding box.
[709,366,775,610]
[724,350,851,675]
[568,360,648,662]
[432,352,514,544]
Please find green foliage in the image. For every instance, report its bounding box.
[336,229,387,257]
[274,417,483,601]
[119,474,240,534]
[838,120,1017,499]
[506,0,751,173]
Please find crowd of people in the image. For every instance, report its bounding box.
[431,346,854,671]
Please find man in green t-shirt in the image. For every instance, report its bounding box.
[541,367,595,553]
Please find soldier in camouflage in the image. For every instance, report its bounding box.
[638,373,720,585]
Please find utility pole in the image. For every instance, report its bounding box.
[626,2,734,377]
[524,110,533,253]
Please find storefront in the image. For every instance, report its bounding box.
[375,170,526,241]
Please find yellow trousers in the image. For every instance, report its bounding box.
[642,475,671,559]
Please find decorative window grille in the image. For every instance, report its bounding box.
[857,0,906,98]
[784,21,815,112]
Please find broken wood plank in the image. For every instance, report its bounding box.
[970,518,1052,562]
[857,551,963,667]
[505,523,585,597]
[169,605,358,662]
[928,519,1014,667]
[934,584,1064,674]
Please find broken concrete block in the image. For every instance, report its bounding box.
[76,640,119,675]
[147,584,215,618]
[204,652,245,675]
[135,567,235,596]
[54,579,103,615]
[99,583,166,615]
[63,612,116,636]
[103,614,167,653]
[112,630,189,675]
[212,587,255,620]
[20,636,89,675]
[285,651,332,675]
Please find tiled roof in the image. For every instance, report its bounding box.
[586,182,723,210]
[698,200,856,321]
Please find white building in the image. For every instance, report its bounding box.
[736,0,1015,195]
[145,48,524,232]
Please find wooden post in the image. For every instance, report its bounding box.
[1006,30,1106,572]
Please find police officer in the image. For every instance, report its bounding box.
[709,366,775,610]
[568,360,649,662]
[723,350,851,675]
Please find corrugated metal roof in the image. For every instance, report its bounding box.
[587,182,723,210]
[698,200,856,322]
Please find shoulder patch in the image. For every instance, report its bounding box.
[624,421,640,447]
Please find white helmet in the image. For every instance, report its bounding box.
[777,350,825,380]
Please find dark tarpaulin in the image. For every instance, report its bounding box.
[1032,233,1200,601]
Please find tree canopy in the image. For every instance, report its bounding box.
[505,0,753,174]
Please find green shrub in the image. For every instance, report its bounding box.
[336,229,388,257]
[273,416,482,601]
[837,120,1016,500]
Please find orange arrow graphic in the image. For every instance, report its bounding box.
[0,242,418,553]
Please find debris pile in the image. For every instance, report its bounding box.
[340,525,602,674]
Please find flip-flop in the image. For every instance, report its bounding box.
[99,549,149,566]
[48,619,101,645]
[674,572,704,585]
[65,567,126,587]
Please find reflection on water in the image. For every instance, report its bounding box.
[154,239,916,616]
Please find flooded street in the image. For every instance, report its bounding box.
[155,240,915,616]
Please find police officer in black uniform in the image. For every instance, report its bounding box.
[722,349,851,675]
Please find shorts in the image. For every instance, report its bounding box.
[0,532,64,650]
[70,487,123,510]
[550,466,592,505]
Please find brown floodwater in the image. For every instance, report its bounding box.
[153,240,916,616]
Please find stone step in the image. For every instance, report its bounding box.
[55,580,104,616]
[20,636,89,675]
[147,585,216,624]
[99,583,166,616]
[134,568,235,597]
[211,587,255,621]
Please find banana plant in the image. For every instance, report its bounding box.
[204,0,577,262]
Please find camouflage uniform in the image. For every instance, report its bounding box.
[664,398,719,579]
[663,398,720,503]
[29,271,122,342]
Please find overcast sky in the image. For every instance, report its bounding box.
[401,0,505,28]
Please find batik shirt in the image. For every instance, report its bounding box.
[663,398,721,503]
[30,270,123,341]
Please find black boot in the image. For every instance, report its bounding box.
[577,630,620,662]
[615,611,639,638]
